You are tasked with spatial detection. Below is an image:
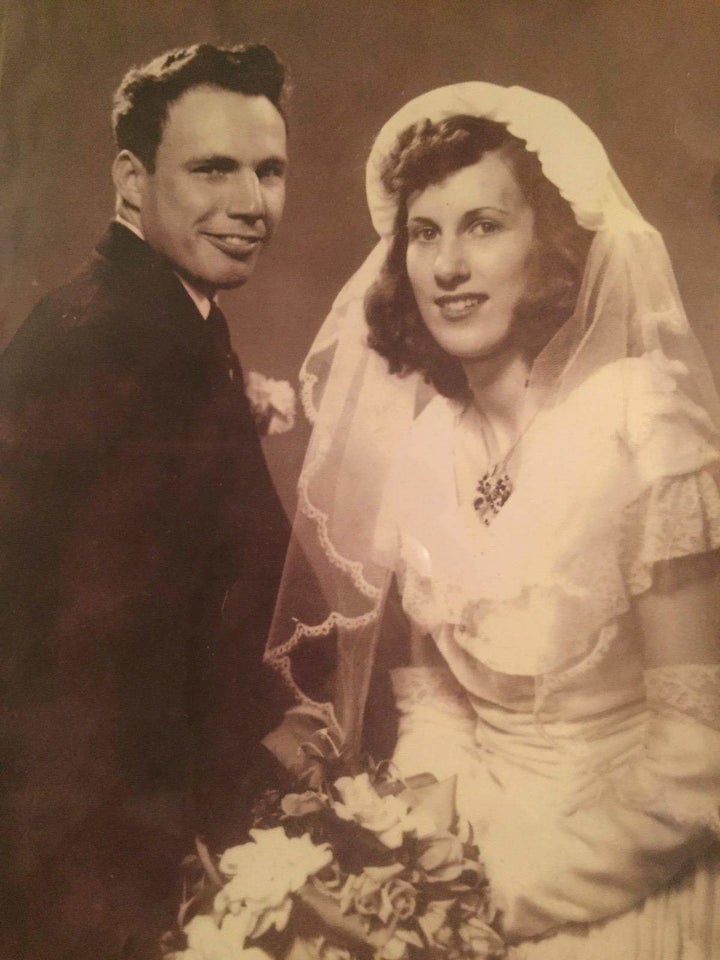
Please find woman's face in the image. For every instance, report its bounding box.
[405,150,536,364]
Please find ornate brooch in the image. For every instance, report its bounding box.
[473,464,513,526]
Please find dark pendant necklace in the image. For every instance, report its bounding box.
[467,386,541,527]
[473,463,514,526]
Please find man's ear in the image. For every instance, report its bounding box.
[112,150,149,211]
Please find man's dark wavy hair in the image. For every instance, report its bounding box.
[112,43,287,172]
[365,115,594,400]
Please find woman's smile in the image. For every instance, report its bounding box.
[435,292,489,321]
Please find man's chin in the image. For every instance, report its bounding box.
[212,274,252,291]
[177,265,255,296]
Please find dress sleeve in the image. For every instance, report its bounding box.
[391,665,478,784]
[496,693,720,941]
[618,353,720,595]
[621,468,720,595]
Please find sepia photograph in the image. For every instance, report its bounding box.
[2,1,720,958]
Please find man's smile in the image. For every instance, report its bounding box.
[202,231,265,257]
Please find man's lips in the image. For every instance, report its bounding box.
[434,293,489,320]
[202,232,266,258]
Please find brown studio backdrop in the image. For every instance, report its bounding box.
[3,0,720,512]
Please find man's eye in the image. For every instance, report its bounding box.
[257,161,286,180]
[194,166,226,179]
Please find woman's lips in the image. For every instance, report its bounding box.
[203,233,265,258]
[435,293,489,321]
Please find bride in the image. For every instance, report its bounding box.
[264,83,720,957]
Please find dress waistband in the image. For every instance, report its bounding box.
[469,697,649,787]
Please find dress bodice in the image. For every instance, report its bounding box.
[385,354,720,726]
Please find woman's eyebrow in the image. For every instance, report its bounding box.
[462,205,509,220]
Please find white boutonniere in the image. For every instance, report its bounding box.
[246,372,296,437]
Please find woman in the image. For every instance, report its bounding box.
[264,84,720,957]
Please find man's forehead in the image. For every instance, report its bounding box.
[160,85,287,159]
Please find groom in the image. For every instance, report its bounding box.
[0,43,290,960]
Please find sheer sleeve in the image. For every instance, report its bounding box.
[618,352,720,596]
[621,468,720,596]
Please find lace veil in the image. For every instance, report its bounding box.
[264,82,720,751]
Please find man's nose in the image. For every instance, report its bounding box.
[434,239,471,289]
[227,169,264,221]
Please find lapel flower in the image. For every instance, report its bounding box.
[246,372,296,436]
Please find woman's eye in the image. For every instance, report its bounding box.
[471,219,500,236]
[409,226,438,243]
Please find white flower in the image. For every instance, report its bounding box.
[332,773,435,849]
[183,915,274,960]
[246,371,296,436]
[214,828,333,940]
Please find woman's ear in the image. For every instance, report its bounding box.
[111,149,148,212]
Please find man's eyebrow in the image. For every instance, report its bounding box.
[185,155,238,170]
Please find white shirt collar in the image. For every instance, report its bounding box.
[114,215,213,320]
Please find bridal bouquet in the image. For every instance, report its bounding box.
[164,748,505,960]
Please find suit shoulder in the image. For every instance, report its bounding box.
[1,259,134,397]
[26,257,126,335]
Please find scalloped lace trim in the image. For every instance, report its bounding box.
[297,452,382,604]
[645,664,720,732]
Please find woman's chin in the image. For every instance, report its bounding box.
[448,337,520,368]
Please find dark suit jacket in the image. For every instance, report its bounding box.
[0,223,289,959]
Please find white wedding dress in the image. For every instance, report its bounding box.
[384,355,720,959]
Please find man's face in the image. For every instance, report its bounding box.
[137,85,287,295]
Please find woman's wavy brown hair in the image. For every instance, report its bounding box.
[365,115,594,400]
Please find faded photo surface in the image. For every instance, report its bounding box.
[2,2,720,959]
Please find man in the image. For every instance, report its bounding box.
[0,44,290,960]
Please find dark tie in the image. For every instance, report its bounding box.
[207,300,243,383]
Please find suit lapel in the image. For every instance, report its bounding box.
[93,222,213,359]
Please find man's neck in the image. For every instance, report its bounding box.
[113,213,214,320]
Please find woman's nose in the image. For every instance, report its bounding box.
[227,169,264,221]
[433,239,471,289]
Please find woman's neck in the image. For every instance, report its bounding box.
[462,349,534,452]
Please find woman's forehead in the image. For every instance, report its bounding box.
[406,151,528,219]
